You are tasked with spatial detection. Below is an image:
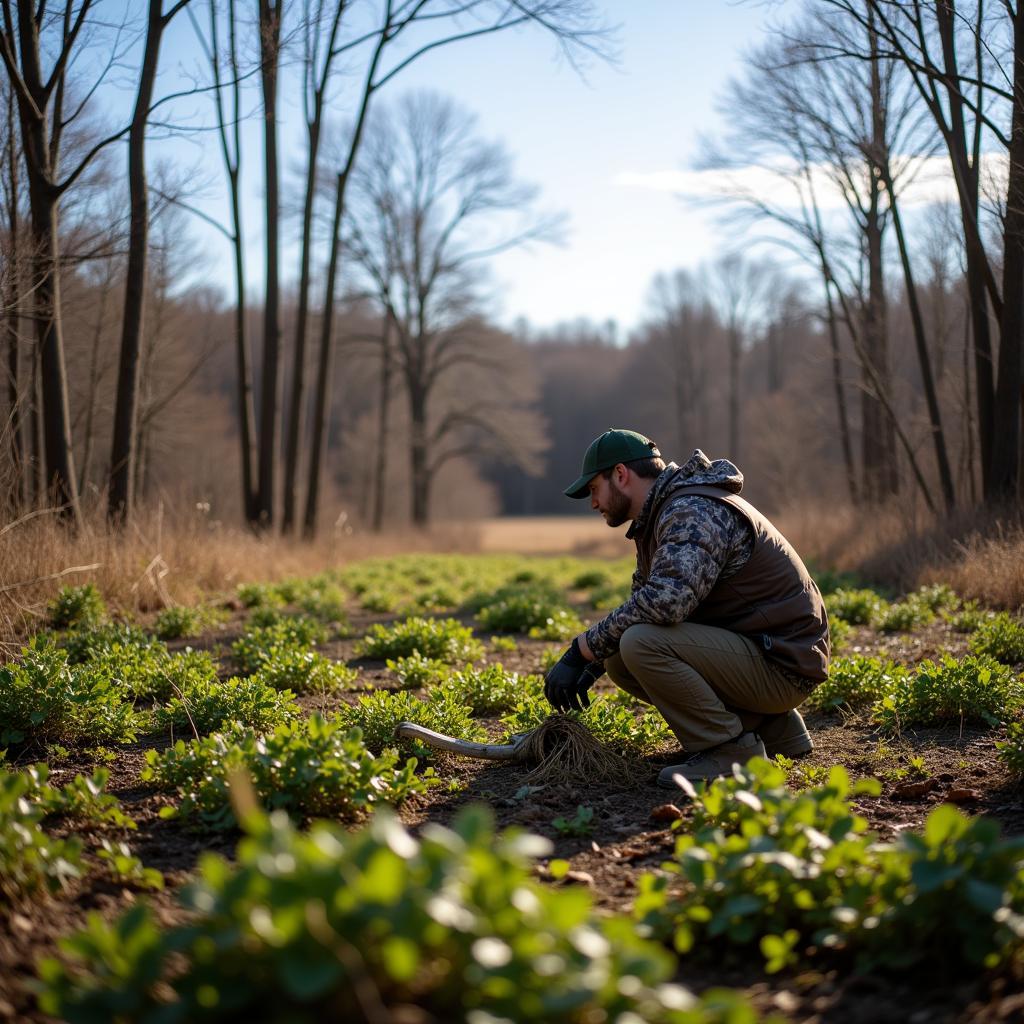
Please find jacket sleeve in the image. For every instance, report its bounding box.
[584,496,750,661]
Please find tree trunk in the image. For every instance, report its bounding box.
[255,0,282,528]
[78,272,111,494]
[822,268,858,505]
[935,0,996,495]
[109,0,166,525]
[371,313,392,532]
[408,383,429,526]
[883,165,956,510]
[282,111,321,534]
[301,171,343,540]
[990,3,1024,499]
[3,84,24,511]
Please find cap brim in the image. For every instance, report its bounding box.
[563,474,593,499]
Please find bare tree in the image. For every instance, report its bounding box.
[703,254,776,461]
[819,0,1021,499]
[338,92,555,526]
[107,0,193,525]
[644,270,714,456]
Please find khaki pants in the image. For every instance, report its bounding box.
[606,621,808,751]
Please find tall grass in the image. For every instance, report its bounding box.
[0,500,480,650]
[778,499,1024,610]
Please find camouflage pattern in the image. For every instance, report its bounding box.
[584,451,755,661]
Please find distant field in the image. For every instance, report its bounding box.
[468,515,634,556]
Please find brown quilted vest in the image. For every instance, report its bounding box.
[635,483,830,682]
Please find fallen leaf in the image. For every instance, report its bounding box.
[650,803,684,822]
[891,779,938,800]
[564,870,594,886]
[944,788,981,804]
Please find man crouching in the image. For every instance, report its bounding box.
[543,428,830,786]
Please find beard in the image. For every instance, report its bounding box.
[603,478,631,528]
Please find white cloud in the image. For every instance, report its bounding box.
[613,152,1008,212]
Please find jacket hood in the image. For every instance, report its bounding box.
[626,449,743,540]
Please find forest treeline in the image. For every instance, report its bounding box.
[0,0,1021,534]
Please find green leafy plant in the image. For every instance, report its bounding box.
[0,639,141,749]
[501,691,669,756]
[948,600,995,634]
[386,651,449,689]
[589,579,632,611]
[875,598,936,633]
[824,587,888,625]
[873,654,1022,730]
[440,663,541,716]
[250,648,357,694]
[1,764,144,902]
[96,839,164,890]
[357,616,483,663]
[996,721,1024,775]
[0,768,83,901]
[236,582,286,609]
[153,604,225,640]
[636,759,1024,973]
[142,715,432,828]
[36,805,758,1024]
[59,623,162,666]
[155,675,299,736]
[472,581,582,639]
[340,689,484,757]
[808,655,909,712]
[48,584,107,630]
[552,804,595,837]
[231,618,328,675]
[969,612,1024,665]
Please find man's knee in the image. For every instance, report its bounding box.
[619,623,666,673]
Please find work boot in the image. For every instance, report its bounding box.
[757,709,813,759]
[657,731,766,788]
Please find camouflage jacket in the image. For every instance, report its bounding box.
[584,451,755,661]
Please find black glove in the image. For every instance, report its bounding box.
[544,639,603,712]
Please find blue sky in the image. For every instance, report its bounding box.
[160,1,792,336]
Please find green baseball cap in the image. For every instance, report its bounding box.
[564,428,661,499]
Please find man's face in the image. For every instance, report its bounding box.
[588,470,631,528]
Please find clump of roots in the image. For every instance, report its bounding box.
[519,715,648,786]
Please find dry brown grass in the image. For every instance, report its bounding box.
[3,495,1020,650]
[0,502,484,645]
[777,498,1024,609]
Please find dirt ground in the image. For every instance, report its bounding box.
[2,601,1023,1023]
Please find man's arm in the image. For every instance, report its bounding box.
[580,497,752,662]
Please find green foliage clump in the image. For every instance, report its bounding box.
[809,566,863,596]
[969,612,1024,665]
[250,648,357,694]
[1,764,148,902]
[873,654,1022,730]
[824,587,888,625]
[59,623,160,665]
[386,652,449,689]
[472,582,583,639]
[155,676,299,736]
[875,598,936,633]
[911,583,960,613]
[0,640,141,749]
[340,689,484,757]
[572,569,609,589]
[36,806,757,1024]
[1,768,83,901]
[48,584,107,630]
[357,616,483,664]
[501,692,669,756]
[589,578,632,611]
[143,715,431,828]
[948,600,996,634]
[636,759,1024,973]
[153,604,225,640]
[809,655,909,712]
[236,582,285,610]
[440,664,541,716]
[231,617,328,675]
[997,721,1024,775]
